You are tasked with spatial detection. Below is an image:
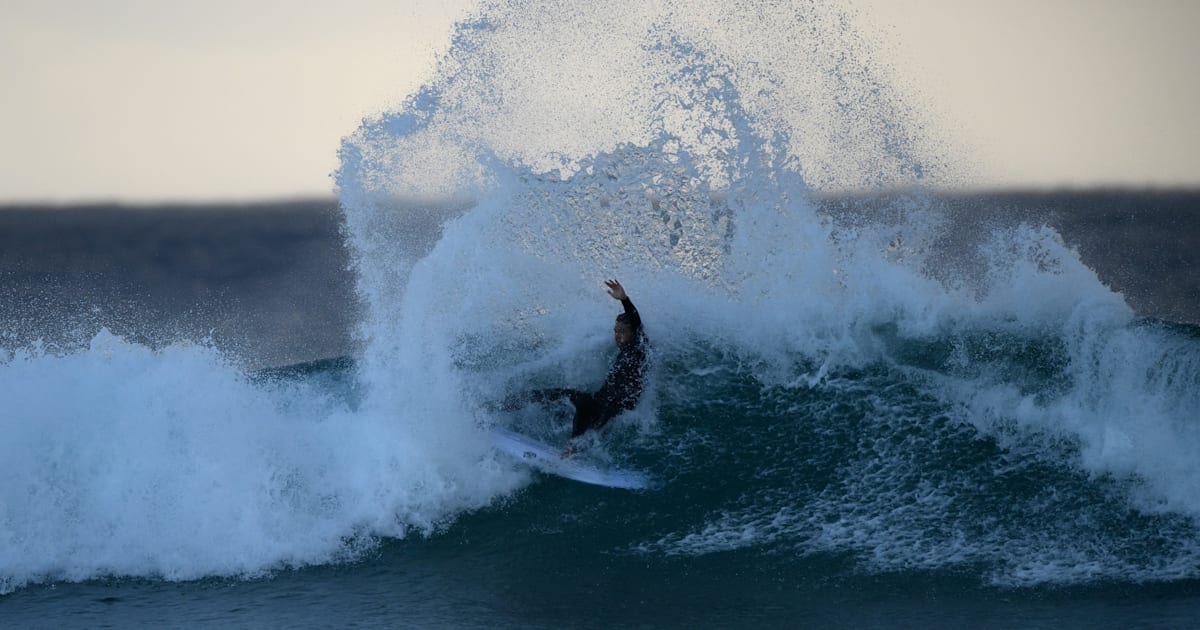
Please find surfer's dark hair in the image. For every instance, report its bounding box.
[616,313,634,327]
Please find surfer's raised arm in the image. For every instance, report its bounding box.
[605,279,642,338]
[605,278,629,302]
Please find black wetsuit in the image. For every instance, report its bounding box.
[528,297,648,437]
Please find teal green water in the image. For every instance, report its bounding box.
[8,321,1200,628]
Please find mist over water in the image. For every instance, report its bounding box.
[337,0,941,395]
[3,0,1200,601]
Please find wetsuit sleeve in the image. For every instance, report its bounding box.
[621,297,642,332]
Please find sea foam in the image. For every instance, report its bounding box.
[0,330,522,593]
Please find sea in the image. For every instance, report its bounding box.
[4,2,1200,628]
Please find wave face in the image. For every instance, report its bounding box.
[4,0,1200,595]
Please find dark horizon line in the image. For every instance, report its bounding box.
[3,184,1200,210]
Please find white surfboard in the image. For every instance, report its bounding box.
[491,428,651,490]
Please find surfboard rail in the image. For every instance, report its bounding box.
[491,428,651,490]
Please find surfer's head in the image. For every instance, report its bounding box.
[614,315,635,347]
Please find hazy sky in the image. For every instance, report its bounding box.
[1,0,1197,202]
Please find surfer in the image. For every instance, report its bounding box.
[509,279,649,440]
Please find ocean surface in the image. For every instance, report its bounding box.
[5,2,1200,627]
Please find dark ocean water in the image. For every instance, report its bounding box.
[0,201,356,369]
[6,1,1200,627]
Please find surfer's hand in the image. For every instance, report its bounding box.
[605,279,627,301]
[560,443,578,459]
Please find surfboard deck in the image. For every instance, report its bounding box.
[491,428,651,490]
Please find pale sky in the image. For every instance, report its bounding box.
[1,0,1197,202]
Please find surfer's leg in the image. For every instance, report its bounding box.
[496,388,601,436]
[496,388,580,411]
[570,393,608,437]
[530,388,578,404]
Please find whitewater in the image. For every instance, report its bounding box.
[4,1,1200,623]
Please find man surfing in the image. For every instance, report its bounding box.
[508,279,649,443]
